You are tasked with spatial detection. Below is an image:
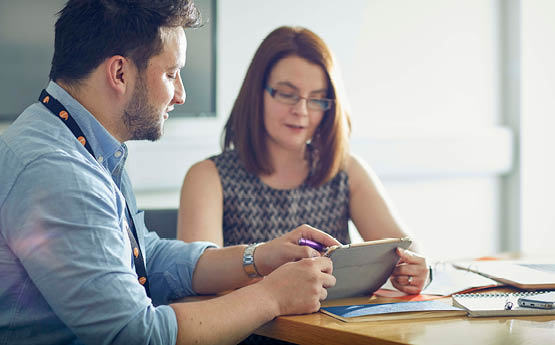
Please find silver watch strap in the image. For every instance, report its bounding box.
[243,243,262,278]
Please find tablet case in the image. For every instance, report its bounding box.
[325,238,412,300]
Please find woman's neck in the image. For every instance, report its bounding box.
[259,142,309,190]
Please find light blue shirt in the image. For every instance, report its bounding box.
[0,81,216,345]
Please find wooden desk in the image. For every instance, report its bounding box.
[254,296,555,345]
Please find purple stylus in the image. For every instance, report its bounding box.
[298,238,325,252]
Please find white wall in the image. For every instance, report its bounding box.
[127,0,513,259]
[520,0,555,253]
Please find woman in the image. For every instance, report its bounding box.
[177,26,429,294]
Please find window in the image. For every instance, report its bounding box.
[0,0,216,121]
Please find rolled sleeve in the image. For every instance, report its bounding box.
[144,231,217,305]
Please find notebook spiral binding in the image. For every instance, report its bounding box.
[453,291,551,298]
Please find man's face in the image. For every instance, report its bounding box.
[123,27,186,141]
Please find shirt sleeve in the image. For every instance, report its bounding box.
[2,153,177,345]
[143,230,217,306]
[118,168,218,306]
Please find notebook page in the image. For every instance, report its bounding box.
[452,292,555,317]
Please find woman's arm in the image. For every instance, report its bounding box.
[346,154,409,242]
[177,160,224,246]
[346,154,429,292]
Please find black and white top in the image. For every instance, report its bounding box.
[210,149,351,246]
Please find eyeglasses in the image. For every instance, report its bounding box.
[265,85,334,111]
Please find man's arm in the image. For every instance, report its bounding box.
[167,225,339,345]
[171,256,334,345]
[191,224,341,294]
[4,154,337,345]
[3,156,177,345]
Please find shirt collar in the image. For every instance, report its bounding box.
[45,81,127,174]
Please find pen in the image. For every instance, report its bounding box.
[298,238,326,252]
[504,298,514,310]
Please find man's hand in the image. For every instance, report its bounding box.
[173,252,336,345]
[253,224,341,276]
[258,256,336,316]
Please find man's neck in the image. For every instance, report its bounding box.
[56,79,127,142]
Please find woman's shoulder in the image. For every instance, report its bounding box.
[206,149,254,185]
[208,149,241,168]
[343,152,380,190]
[185,159,219,184]
[344,153,365,173]
[329,153,359,181]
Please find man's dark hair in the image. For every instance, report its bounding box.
[49,0,200,84]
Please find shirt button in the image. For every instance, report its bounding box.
[114,151,122,158]
[138,277,147,285]
[133,247,139,258]
[97,156,104,163]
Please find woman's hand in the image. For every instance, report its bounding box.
[390,247,429,294]
[254,224,341,276]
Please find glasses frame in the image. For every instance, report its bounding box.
[265,85,334,112]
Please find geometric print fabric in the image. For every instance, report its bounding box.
[210,149,351,246]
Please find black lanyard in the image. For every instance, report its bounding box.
[39,89,151,298]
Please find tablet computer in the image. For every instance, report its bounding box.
[324,237,412,300]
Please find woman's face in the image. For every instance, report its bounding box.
[263,55,328,152]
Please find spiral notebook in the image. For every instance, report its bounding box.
[452,291,555,317]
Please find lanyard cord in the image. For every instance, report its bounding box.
[39,89,151,298]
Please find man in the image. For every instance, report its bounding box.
[0,1,337,344]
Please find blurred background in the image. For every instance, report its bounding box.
[1,0,554,260]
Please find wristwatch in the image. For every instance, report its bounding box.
[243,243,263,278]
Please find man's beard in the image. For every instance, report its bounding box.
[123,76,163,141]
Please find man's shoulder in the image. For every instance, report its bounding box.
[1,103,80,164]
[0,104,109,207]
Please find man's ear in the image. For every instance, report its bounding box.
[105,55,132,96]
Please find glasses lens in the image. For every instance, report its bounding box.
[267,86,333,111]
[308,99,332,111]
[274,91,299,105]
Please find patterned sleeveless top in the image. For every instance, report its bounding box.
[210,150,351,246]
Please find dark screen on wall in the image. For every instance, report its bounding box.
[0,0,216,121]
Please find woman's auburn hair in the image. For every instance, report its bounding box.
[222,26,351,187]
